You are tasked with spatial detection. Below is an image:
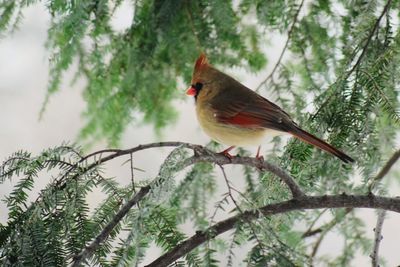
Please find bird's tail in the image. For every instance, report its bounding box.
[289,127,354,164]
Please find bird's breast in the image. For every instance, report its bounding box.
[195,104,280,146]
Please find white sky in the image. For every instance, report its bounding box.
[0,2,399,266]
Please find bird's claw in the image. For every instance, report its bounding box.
[218,151,234,160]
[218,146,235,160]
[255,146,263,161]
[256,155,264,162]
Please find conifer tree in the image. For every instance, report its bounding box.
[0,0,399,266]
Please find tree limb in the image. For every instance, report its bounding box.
[70,142,302,265]
[69,141,397,266]
[146,194,400,267]
[183,153,305,199]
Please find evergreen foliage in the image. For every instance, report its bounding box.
[1,0,400,266]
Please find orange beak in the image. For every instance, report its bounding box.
[186,86,196,96]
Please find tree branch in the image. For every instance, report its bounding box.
[369,149,400,191]
[71,186,150,267]
[146,194,400,267]
[69,142,397,266]
[371,210,386,267]
[70,142,302,265]
[312,0,393,120]
[347,0,393,77]
[309,208,352,264]
[302,209,328,238]
[183,153,305,199]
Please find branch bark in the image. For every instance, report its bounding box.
[70,142,302,266]
[69,142,398,266]
[146,194,400,267]
[371,210,386,267]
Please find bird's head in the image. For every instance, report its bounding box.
[186,53,221,102]
[186,53,209,99]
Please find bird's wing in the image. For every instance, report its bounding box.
[211,92,295,132]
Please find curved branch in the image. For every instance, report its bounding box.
[182,153,305,198]
[146,194,400,267]
[69,142,303,199]
[70,142,302,266]
[55,142,201,189]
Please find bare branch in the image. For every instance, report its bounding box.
[371,210,386,267]
[146,194,400,267]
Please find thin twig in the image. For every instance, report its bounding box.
[302,209,328,238]
[309,208,352,264]
[371,210,386,267]
[312,0,393,120]
[130,153,136,193]
[219,165,266,253]
[346,0,393,77]
[368,149,400,191]
[256,0,305,90]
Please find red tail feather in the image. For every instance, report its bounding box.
[290,127,354,163]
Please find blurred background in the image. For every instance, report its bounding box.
[0,2,399,266]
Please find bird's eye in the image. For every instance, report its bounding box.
[194,82,203,91]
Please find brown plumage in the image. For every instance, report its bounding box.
[186,53,354,163]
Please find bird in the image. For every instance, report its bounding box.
[185,53,354,163]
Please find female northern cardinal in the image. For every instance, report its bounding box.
[186,53,354,163]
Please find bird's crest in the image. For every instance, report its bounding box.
[194,53,208,73]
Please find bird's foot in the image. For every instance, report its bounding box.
[218,146,235,160]
[255,146,264,161]
[219,150,234,159]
